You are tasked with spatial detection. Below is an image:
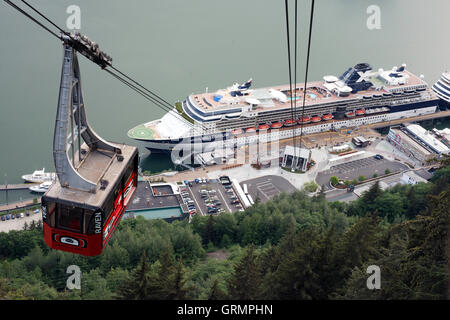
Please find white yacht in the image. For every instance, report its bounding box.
[29,181,53,193]
[22,168,56,183]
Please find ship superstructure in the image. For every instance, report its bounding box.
[432,71,450,109]
[128,63,440,154]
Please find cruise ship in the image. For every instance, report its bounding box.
[432,71,450,109]
[128,63,441,155]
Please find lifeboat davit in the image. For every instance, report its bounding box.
[298,116,311,124]
[345,111,355,118]
[355,109,366,116]
[284,119,296,127]
[258,124,270,131]
[232,128,243,135]
[246,127,257,133]
[322,114,333,121]
[271,122,283,129]
[311,116,322,123]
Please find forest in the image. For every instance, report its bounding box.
[0,160,448,300]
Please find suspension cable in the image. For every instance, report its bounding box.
[298,0,315,149]
[3,0,207,131]
[284,0,297,158]
[4,0,60,39]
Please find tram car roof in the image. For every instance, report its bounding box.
[44,143,138,210]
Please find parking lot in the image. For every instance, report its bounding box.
[180,178,242,216]
[0,208,42,233]
[316,156,409,190]
[241,175,296,203]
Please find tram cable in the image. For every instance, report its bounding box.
[284,0,298,159]
[4,0,208,132]
[298,0,316,148]
[4,0,60,39]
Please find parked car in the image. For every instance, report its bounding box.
[11,214,15,219]
[5,214,10,220]
[20,213,24,218]
[231,199,240,204]
[374,154,384,160]
[34,209,40,214]
[25,211,30,217]
[1,215,5,221]
[15,213,20,219]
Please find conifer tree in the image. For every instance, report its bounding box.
[227,244,261,299]
[117,251,150,300]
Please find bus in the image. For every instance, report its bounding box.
[41,145,138,256]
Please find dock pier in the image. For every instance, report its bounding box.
[0,183,38,191]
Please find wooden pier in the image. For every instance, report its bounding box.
[0,183,38,191]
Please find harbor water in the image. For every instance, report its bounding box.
[1,0,449,204]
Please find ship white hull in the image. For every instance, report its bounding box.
[139,106,437,153]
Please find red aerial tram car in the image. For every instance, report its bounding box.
[42,146,138,256]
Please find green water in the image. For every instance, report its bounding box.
[1,0,449,189]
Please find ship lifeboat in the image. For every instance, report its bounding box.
[271,122,283,129]
[258,124,270,131]
[245,127,257,133]
[231,128,243,135]
[311,116,322,123]
[345,111,355,118]
[298,116,311,124]
[284,119,296,127]
[355,109,366,116]
[322,114,333,121]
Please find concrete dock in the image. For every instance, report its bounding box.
[0,183,38,191]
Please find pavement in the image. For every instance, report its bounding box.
[241,175,296,203]
[0,209,42,233]
[316,154,409,191]
[184,179,237,215]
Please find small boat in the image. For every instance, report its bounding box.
[245,127,257,133]
[298,116,311,124]
[271,122,283,129]
[322,114,333,121]
[355,109,366,116]
[22,168,56,183]
[345,111,355,118]
[284,119,296,127]
[258,124,270,131]
[29,181,53,193]
[232,128,243,135]
[311,116,322,123]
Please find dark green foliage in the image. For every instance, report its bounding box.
[0,164,448,300]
